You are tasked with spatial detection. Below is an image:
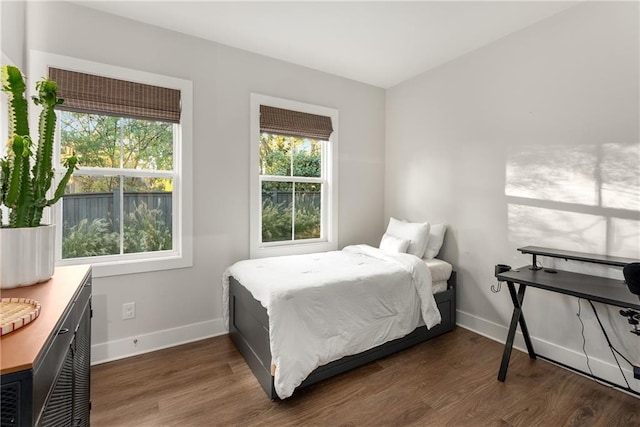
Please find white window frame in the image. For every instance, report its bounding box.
[29,50,193,278]
[250,93,338,259]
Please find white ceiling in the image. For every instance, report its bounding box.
[74,1,579,88]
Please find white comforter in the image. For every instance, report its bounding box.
[222,244,441,399]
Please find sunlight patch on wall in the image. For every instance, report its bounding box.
[609,217,640,258]
[601,143,640,210]
[507,204,606,253]
[506,145,598,205]
[506,142,639,258]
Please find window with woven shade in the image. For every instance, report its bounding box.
[31,51,193,277]
[50,68,181,123]
[250,94,339,258]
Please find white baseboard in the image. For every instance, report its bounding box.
[91,318,227,365]
[456,309,640,395]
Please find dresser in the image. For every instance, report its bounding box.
[1,265,92,426]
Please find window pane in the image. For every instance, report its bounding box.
[60,112,120,168]
[60,112,173,170]
[121,118,173,170]
[294,183,321,240]
[62,175,174,258]
[293,138,322,178]
[262,181,292,242]
[123,177,173,254]
[62,176,120,259]
[259,133,291,176]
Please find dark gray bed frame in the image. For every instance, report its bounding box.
[228,272,457,399]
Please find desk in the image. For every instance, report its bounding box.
[496,247,640,397]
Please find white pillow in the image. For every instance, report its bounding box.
[424,223,447,259]
[379,233,410,254]
[386,217,430,258]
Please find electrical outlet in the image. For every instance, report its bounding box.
[122,302,136,320]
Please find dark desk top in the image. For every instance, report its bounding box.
[497,266,640,310]
[518,246,638,267]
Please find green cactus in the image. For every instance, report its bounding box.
[1,65,78,228]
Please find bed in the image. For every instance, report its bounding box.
[222,243,456,400]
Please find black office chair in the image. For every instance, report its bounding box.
[624,262,640,297]
[620,263,640,336]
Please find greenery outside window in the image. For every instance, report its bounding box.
[250,94,338,258]
[30,51,193,277]
[260,134,323,243]
[60,113,175,259]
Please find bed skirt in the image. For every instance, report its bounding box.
[228,272,457,399]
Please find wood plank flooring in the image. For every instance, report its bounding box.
[90,327,640,426]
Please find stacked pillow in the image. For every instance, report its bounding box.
[424,223,446,259]
[379,217,446,259]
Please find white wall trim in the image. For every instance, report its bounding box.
[456,309,640,393]
[91,318,227,365]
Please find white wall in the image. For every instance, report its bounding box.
[24,1,386,362]
[386,2,639,388]
[1,2,26,223]
[1,0,25,68]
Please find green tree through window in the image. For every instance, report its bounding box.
[259,133,323,242]
[60,112,174,258]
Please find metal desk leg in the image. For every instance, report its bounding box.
[498,282,535,382]
[507,281,536,359]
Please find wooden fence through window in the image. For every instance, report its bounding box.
[62,192,173,232]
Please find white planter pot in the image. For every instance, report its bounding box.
[0,224,55,289]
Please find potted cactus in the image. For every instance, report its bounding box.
[0,65,78,288]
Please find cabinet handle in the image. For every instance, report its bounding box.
[58,328,70,335]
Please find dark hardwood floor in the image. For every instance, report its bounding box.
[91,327,640,426]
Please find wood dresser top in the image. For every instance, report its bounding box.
[0,265,91,375]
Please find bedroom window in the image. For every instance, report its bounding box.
[250,94,338,258]
[58,112,174,258]
[30,51,193,277]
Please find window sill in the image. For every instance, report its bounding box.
[56,253,192,278]
[250,240,337,259]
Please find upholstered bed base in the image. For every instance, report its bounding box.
[228,272,457,399]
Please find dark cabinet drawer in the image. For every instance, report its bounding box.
[1,379,23,426]
[32,306,75,423]
[37,347,74,427]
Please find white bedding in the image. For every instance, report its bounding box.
[423,258,453,284]
[432,280,449,294]
[222,244,441,399]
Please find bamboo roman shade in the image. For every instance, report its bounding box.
[260,105,333,140]
[49,67,181,123]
